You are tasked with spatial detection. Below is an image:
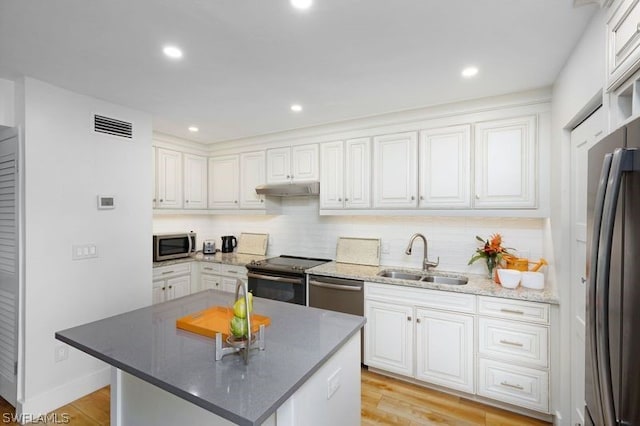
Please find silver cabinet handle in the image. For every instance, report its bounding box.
[160,199,164,202]
[420,195,424,200]
[168,285,173,289]
[286,175,290,179]
[411,196,415,200]
[185,200,189,203]
[234,200,238,204]
[260,199,264,203]
[161,287,166,291]
[499,339,524,347]
[500,381,524,390]
[162,271,175,275]
[247,272,301,285]
[407,316,412,321]
[416,318,421,323]
[345,197,349,201]
[500,308,524,315]
[203,267,214,271]
[227,270,238,274]
[309,280,362,292]
[338,197,342,202]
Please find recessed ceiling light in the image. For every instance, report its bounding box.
[290,104,303,112]
[461,66,479,78]
[163,45,183,59]
[290,0,312,10]
[188,126,199,132]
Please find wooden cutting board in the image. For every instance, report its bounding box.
[176,306,271,339]
[336,237,381,266]
[237,233,269,255]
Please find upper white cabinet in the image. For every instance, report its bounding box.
[183,154,208,209]
[419,125,471,208]
[320,138,371,209]
[266,144,318,183]
[474,116,537,209]
[372,132,418,208]
[208,155,240,209]
[240,151,266,209]
[156,148,182,209]
[607,0,640,91]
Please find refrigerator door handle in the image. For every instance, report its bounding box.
[588,152,613,425]
[595,148,638,426]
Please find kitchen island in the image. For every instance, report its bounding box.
[55,290,365,426]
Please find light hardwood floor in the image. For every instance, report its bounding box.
[0,368,549,425]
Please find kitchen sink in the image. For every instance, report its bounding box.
[377,269,468,285]
[377,271,423,280]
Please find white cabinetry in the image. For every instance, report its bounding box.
[364,282,475,393]
[183,154,207,209]
[199,262,247,293]
[474,116,537,209]
[240,151,266,209]
[607,0,640,91]
[419,125,471,208]
[320,138,371,209]
[155,148,183,209]
[152,263,192,304]
[267,144,318,183]
[208,155,240,209]
[372,132,418,208]
[476,296,550,413]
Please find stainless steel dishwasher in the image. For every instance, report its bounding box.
[308,274,364,361]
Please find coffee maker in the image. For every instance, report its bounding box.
[220,235,237,253]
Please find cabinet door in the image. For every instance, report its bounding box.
[208,155,240,208]
[474,116,536,208]
[240,151,266,209]
[372,132,418,208]
[345,137,371,208]
[415,308,474,393]
[419,125,471,208]
[183,154,208,209]
[167,275,191,300]
[156,148,182,209]
[320,141,344,209]
[221,276,242,293]
[201,274,222,291]
[364,299,413,377]
[266,147,291,183]
[152,280,166,305]
[291,144,319,181]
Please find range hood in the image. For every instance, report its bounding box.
[255,181,320,197]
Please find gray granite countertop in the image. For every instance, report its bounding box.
[306,262,559,304]
[153,251,267,268]
[56,290,365,426]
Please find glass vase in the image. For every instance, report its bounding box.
[486,256,497,280]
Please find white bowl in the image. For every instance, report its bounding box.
[521,271,544,289]
[497,269,521,289]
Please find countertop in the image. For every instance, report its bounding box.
[55,290,365,426]
[153,251,267,268]
[306,261,560,304]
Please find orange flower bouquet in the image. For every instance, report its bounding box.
[468,234,511,279]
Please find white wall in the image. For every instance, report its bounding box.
[550,7,607,424]
[17,78,152,415]
[0,78,15,127]
[154,199,545,276]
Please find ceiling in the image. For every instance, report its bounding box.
[0,0,597,144]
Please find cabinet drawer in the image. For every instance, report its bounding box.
[153,262,191,280]
[478,296,549,324]
[477,358,549,413]
[366,282,475,314]
[219,264,247,277]
[200,263,221,274]
[478,318,548,368]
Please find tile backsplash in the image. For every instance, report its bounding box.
[153,198,545,275]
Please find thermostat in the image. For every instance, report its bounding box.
[97,195,115,210]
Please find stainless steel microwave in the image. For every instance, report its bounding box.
[153,232,196,262]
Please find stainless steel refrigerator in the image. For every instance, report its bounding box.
[586,119,640,426]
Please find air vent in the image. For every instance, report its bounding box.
[94,114,133,139]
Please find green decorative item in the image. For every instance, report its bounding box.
[468,234,512,280]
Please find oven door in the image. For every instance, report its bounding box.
[247,271,306,305]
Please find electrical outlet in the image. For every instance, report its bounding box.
[327,368,341,399]
[54,345,68,363]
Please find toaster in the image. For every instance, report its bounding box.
[203,240,216,254]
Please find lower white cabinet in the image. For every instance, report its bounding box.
[364,283,552,414]
[364,282,475,393]
[199,262,247,293]
[152,263,192,304]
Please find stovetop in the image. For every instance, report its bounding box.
[247,255,331,273]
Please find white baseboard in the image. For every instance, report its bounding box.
[16,367,110,421]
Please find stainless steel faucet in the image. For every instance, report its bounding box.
[405,233,439,271]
